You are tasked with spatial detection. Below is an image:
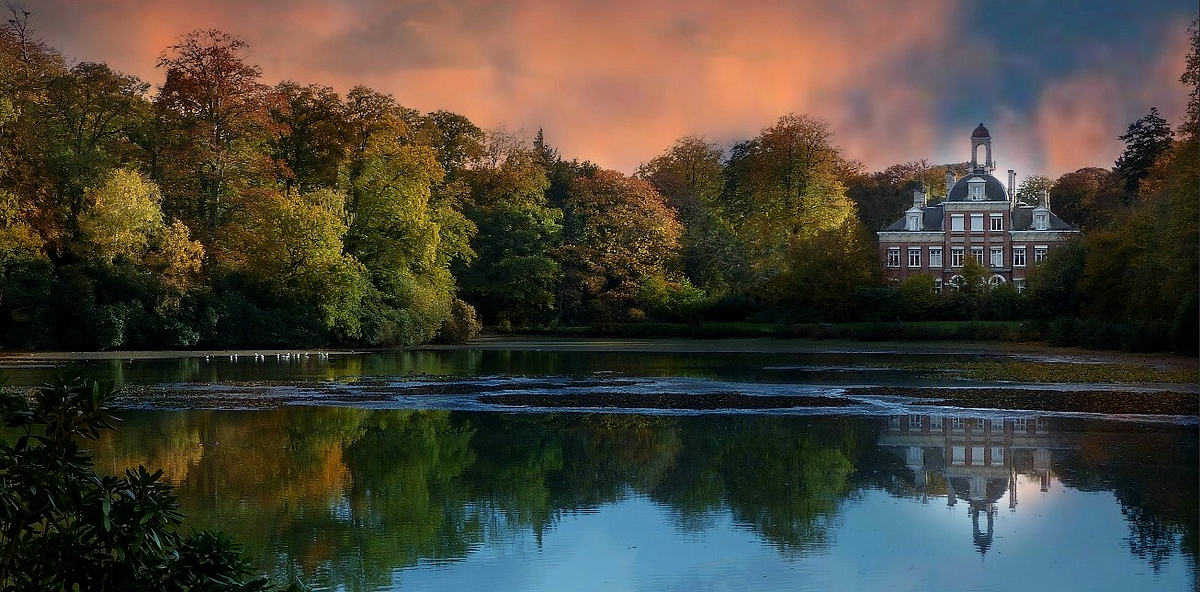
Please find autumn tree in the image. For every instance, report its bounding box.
[269,82,346,192]
[155,30,273,230]
[718,114,861,300]
[75,168,166,264]
[559,169,682,322]
[1050,167,1123,231]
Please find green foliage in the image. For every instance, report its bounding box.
[0,368,282,591]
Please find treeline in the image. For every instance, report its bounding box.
[0,17,1195,353]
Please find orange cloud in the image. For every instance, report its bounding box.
[29,1,1191,178]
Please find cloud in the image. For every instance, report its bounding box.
[26,0,1192,178]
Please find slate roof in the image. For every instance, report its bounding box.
[946,173,1009,202]
[881,204,944,231]
[1009,206,1076,231]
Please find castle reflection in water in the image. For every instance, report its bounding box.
[878,414,1080,555]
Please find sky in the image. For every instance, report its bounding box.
[25,0,1198,179]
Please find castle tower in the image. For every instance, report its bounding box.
[970,123,994,174]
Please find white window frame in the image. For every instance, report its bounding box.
[930,416,943,430]
[971,246,984,264]
[887,247,901,268]
[951,247,964,268]
[929,247,943,269]
[951,214,964,232]
[990,247,1003,268]
[933,278,942,293]
[1013,246,1027,267]
[970,214,984,231]
[1014,279,1026,293]
[1034,212,1049,230]
[989,214,1003,231]
[908,247,921,268]
[1034,245,1048,263]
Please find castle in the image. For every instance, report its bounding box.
[877,124,1079,291]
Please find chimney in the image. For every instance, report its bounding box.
[1007,170,1016,201]
[1040,189,1050,210]
[914,186,927,208]
[945,170,955,193]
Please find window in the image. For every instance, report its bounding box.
[1014,279,1026,293]
[970,214,984,231]
[949,275,964,290]
[968,179,985,201]
[1013,418,1027,432]
[908,247,921,268]
[1013,246,1027,267]
[990,247,1003,268]
[951,247,964,267]
[951,214,964,232]
[1034,246,1048,263]
[930,416,943,430]
[971,246,984,264]
[990,214,1003,231]
[990,447,1005,466]
[929,247,943,268]
[952,418,966,431]
[952,446,966,465]
[989,275,1005,287]
[908,415,923,430]
[933,278,942,293]
[906,212,921,231]
[886,247,900,267]
[1034,212,1049,230]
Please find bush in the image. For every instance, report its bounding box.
[0,368,295,591]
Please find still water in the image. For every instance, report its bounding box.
[9,344,1198,591]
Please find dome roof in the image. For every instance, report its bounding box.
[971,123,990,138]
[946,173,1009,201]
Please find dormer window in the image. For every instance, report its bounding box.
[906,211,921,231]
[967,178,986,201]
[1034,212,1048,230]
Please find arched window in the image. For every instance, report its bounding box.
[989,275,1006,287]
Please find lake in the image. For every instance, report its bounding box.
[5,341,1198,591]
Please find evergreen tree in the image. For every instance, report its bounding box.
[1114,107,1173,202]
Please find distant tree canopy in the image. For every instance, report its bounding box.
[0,14,1194,353]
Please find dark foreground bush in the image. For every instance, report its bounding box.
[0,369,300,591]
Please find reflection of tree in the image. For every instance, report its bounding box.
[97,410,872,586]
[1056,422,1198,576]
[648,417,869,553]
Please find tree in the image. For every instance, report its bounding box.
[718,114,860,299]
[638,136,740,297]
[1050,167,1122,231]
[155,30,272,230]
[1114,107,1173,201]
[218,187,368,339]
[76,168,166,264]
[0,368,283,590]
[1014,174,1052,206]
[41,62,150,227]
[559,169,682,322]
[457,137,562,326]
[269,81,346,192]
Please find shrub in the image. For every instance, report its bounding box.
[0,368,296,591]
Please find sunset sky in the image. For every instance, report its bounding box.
[28,0,1197,179]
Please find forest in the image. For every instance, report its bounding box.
[0,16,1195,353]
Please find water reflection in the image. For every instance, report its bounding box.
[878,414,1073,555]
[89,409,1198,591]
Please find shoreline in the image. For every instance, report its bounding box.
[1,335,1195,371]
